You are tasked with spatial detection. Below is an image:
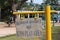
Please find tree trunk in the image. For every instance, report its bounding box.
[0,8,1,21]
[12,3,18,11]
[12,1,22,11]
[12,0,27,11]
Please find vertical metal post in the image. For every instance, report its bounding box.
[28,14,29,18]
[19,14,20,18]
[45,5,52,40]
[37,14,39,18]
[28,14,30,24]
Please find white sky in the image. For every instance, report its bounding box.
[26,0,44,4]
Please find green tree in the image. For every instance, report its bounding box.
[0,0,8,21]
[12,0,28,11]
[44,0,60,10]
[0,0,28,21]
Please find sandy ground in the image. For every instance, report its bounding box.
[54,22,60,26]
[0,22,15,29]
[0,22,16,37]
[0,28,16,37]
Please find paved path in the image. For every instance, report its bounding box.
[0,27,16,37]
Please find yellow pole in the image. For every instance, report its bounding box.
[45,5,52,40]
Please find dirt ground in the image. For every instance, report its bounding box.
[52,22,60,26]
[0,22,16,37]
[0,22,15,29]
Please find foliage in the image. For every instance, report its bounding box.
[14,0,18,4]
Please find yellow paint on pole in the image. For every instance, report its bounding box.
[45,5,52,40]
[13,10,56,14]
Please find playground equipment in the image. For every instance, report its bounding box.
[15,13,43,40]
[13,5,56,40]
